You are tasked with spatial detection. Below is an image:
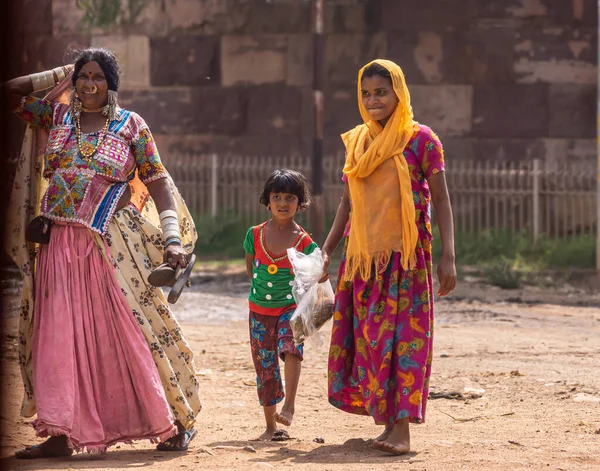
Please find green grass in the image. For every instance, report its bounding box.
[191,212,597,288]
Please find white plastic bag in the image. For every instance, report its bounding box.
[287,247,335,345]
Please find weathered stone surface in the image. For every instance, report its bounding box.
[411,86,473,136]
[548,84,596,138]
[473,85,548,138]
[325,33,387,85]
[91,35,150,88]
[247,2,311,34]
[440,137,478,161]
[119,88,197,134]
[381,0,479,32]
[221,35,287,86]
[9,34,91,77]
[12,0,52,34]
[325,85,360,137]
[387,31,437,85]
[150,35,220,87]
[541,138,596,166]
[324,2,374,34]
[477,0,597,27]
[167,0,250,34]
[475,138,546,161]
[514,27,597,83]
[287,34,312,87]
[246,85,303,136]
[444,27,516,84]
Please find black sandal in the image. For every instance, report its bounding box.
[148,254,197,304]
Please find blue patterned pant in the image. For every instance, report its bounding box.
[249,309,304,406]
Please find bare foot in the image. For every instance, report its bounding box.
[374,418,410,455]
[16,436,73,459]
[253,427,278,441]
[375,424,393,442]
[274,403,294,427]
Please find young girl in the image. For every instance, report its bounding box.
[243,169,318,441]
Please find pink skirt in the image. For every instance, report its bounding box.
[31,224,177,452]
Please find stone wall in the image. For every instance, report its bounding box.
[8,0,599,165]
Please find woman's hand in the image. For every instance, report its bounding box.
[319,251,331,283]
[164,243,188,269]
[436,254,456,297]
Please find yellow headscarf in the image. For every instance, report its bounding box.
[341,59,418,281]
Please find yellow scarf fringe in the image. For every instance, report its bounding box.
[341,59,419,282]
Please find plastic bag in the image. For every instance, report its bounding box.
[287,247,335,345]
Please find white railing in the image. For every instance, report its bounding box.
[165,154,597,239]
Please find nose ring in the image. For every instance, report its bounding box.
[89,85,98,94]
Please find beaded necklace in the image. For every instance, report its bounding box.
[75,113,110,160]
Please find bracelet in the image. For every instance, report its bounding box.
[159,210,178,222]
[30,71,56,92]
[165,236,182,247]
[53,67,66,83]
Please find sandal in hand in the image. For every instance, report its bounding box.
[148,254,197,304]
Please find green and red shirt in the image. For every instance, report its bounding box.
[243,222,318,316]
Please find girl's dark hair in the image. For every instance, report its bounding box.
[361,62,391,82]
[72,48,120,91]
[259,169,312,210]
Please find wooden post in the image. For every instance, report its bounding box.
[533,159,540,242]
[211,153,218,219]
[310,0,325,243]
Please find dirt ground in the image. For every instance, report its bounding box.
[1,274,599,471]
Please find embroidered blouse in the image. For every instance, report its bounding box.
[13,96,168,235]
[243,222,318,316]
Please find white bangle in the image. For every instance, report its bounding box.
[159,210,178,221]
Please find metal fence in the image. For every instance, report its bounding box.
[166,154,597,239]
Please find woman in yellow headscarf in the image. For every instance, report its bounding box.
[322,60,456,455]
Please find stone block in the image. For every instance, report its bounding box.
[541,138,596,166]
[477,0,597,27]
[91,35,150,89]
[440,137,478,162]
[380,0,478,32]
[548,84,596,138]
[514,27,597,83]
[246,85,303,136]
[388,31,443,85]
[9,35,91,78]
[387,32,432,85]
[475,138,546,161]
[167,0,251,34]
[221,35,287,86]
[443,27,516,84]
[325,85,361,137]
[324,2,372,34]
[411,85,473,137]
[150,35,220,87]
[248,2,311,34]
[12,0,52,34]
[287,34,312,87]
[119,88,197,134]
[190,87,247,135]
[473,85,548,138]
[325,33,387,85]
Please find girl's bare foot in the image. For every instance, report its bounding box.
[16,436,73,459]
[254,427,278,441]
[274,402,294,427]
[375,424,393,442]
[373,418,410,455]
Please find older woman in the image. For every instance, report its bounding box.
[5,48,201,457]
[322,59,457,455]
